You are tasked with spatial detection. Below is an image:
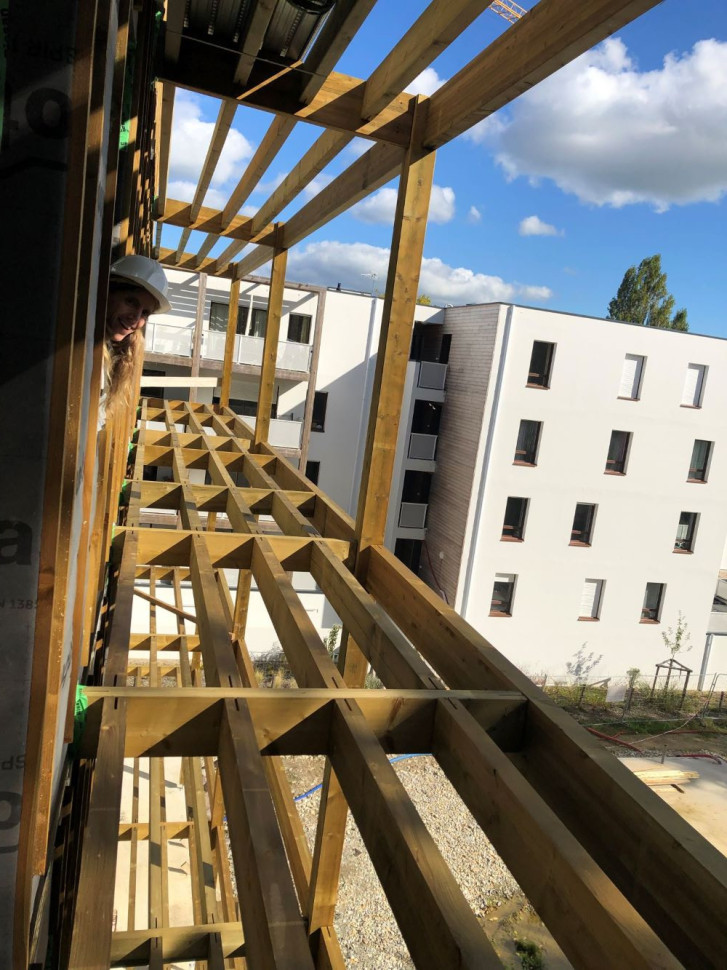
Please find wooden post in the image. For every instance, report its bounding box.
[306,95,436,938]
[188,272,207,403]
[254,230,287,446]
[219,278,240,407]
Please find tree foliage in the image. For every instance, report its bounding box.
[607,254,688,331]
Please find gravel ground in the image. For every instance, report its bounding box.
[284,753,540,969]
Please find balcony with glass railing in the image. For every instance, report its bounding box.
[201,331,313,372]
[145,321,194,357]
[245,415,303,450]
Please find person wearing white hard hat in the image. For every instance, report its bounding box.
[101,254,170,425]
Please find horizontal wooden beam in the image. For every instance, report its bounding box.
[138,481,315,515]
[160,59,415,146]
[110,922,244,966]
[79,688,525,757]
[112,527,351,570]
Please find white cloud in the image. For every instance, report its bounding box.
[303,174,334,199]
[468,38,727,209]
[519,215,563,237]
[408,67,446,96]
[168,91,254,204]
[353,184,455,224]
[167,180,230,210]
[467,205,482,224]
[285,240,552,305]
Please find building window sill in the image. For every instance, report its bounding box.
[489,611,512,618]
[513,460,537,467]
[680,404,701,409]
[673,548,693,555]
[526,383,549,390]
[686,478,707,484]
[569,540,591,548]
[604,470,626,476]
[640,618,660,624]
[500,536,524,543]
[578,616,599,622]
[616,396,639,402]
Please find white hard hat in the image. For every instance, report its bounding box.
[110,254,171,314]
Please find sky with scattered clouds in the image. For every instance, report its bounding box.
[161,0,727,337]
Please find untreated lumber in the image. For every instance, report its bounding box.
[254,237,287,445]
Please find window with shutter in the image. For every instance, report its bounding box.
[527,341,555,388]
[674,512,698,552]
[501,497,528,540]
[490,574,516,616]
[681,364,706,407]
[514,420,542,465]
[641,583,665,622]
[579,579,603,620]
[605,430,631,474]
[688,439,712,482]
[618,354,644,399]
[570,504,596,545]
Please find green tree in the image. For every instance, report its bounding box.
[607,254,688,331]
[416,293,432,306]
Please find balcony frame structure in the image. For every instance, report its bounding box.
[7,1,727,969]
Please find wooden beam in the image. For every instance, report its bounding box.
[155,82,175,217]
[355,99,434,549]
[299,0,379,103]
[220,277,241,406]
[233,0,277,86]
[254,236,287,445]
[424,0,663,148]
[110,923,244,966]
[361,0,494,120]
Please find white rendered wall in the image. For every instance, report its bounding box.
[457,306,727,683]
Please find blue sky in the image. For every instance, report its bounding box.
[162,0,727,337]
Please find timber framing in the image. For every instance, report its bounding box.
[14,2,727,969]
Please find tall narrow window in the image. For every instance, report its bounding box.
[641,583,665,622]
[681,364,707,407]
[288,313,312,343]
[311,391,328,432]
[570,503,597,546]
[305,460,320,485]
[605,430,631,474]
[514,420,542,465]
[579,579,604,620]
[249,307,267,337]
[209,301,248,335]
[490,574,516,616]
[527,341,555,388]
[688,439,712,482]
[618,354,645,400]
[501,497,528,541]
[674,512,698,552]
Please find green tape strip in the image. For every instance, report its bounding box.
[70,686,88,759]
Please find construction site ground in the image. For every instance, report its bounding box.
[113,702,727,970]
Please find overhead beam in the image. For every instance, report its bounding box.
[233,0,277,86]
[424,0,664,147]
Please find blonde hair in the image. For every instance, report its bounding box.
[103,328,145,420]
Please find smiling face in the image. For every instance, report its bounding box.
[106,285,159,343]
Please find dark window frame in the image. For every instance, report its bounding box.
[605,430,631,475]
[501,497,528,541]
[311,391,328,432]
[209,300,249,335]
[288,313,312,344]
[514,419,542,466]
[688,439,712,482]
[490,574,516,617]
[527,340,555,389]
[305,460,320,485]
[674,511,698,553]
[570,503,597,546]
[641,582,665,623]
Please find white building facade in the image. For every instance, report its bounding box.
[142,273,727,685]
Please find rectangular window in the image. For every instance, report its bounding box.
[688,439,712,482]
[579,579,604,620]
[502,497,528,541]
[674,511,698,552]
[641,582,665,622]
[681,364,707,407]
[605,430,631,474]
[249,307,268,338]
[209,300,248,335]
[305,460,320,485]
[618,354,645,400]
[490,573,516,616]
[394,538,423,573]
[514,420,542,465]
[570,503,596,546]
[401,469,433,505]
[527,341,555,388]
[288,313,312,344]
[311,391,328,432]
